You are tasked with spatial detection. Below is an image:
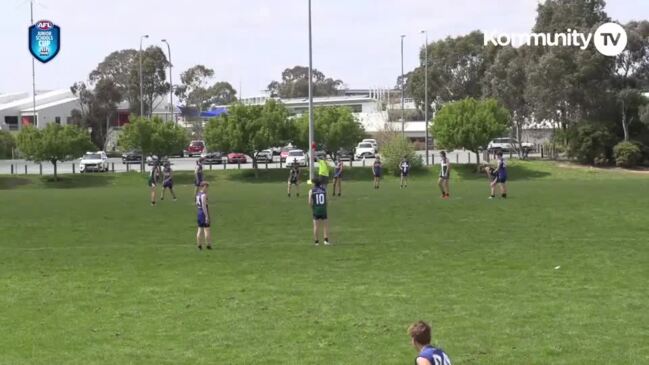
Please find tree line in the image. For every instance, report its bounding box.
[404,0,649,166]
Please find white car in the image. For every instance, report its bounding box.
[80,151,109,173]
[286,149,307,167]
[362,139,378,152]
[355,143,376,159]
[487,138,534,152]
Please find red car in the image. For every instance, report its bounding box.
[227,152,247,164]
[185,140,205,157]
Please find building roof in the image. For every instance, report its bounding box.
[19,97,79,113]
[0,89,74,112]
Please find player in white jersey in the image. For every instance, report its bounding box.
[400,156,410,189]
[195,181,212,250]
[438,151,451,199]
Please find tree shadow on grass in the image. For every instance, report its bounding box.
[0,177,32,190]
[225,167,391,183]
[452,164,551,181]
[38,174,116,189]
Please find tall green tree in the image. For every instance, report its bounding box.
[294,107,366,157]
[483,46,530,153]
[267,66,343,98]
[613,21,649,141]
[204,101,292,172]
[118,117,188,171]
[526,0,613,129]
[432,98,510,167]
[88,47,170,117]
[70,78,122,148]
[0,130,16,159]
[16,124,94,180]
[405,31,497,110]
[175,65,215,112]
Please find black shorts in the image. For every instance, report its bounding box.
[163,180,173,188]
[494,176,507,183]
[401,171,409,177]
[319,176,329,185]
[289,179,298,185]
[313,213,328,221]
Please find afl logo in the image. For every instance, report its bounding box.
[36,20,53,30]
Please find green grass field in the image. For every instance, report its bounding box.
[1,162,648,364]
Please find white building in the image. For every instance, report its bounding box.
[0,89,80,130]
[238,94,428,140]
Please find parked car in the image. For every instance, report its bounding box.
[184,140,205,157]
[487,138,534,152]
[121,150,142,164]
[286,149,307,167]
[201,151,225,164]
[336,147,355,161]
[146,155,169,166]
[80,151,109,173]
[354,143,376,159]
[227,152,248,164]
[255,149,274,163]
[362,138,378,152]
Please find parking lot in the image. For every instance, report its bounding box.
[0,150,534,176]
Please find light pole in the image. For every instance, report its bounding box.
[307,0,315,182]
[400,34,406,137]
[139,34,149,117]
[161,39,174,123]
[30,0,36,127]
[421,30,429,165]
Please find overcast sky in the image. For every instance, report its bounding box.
[0,0,646,98]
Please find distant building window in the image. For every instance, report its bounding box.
[5,116,18,130]
[21,115,36,126]
[55,117,61,124]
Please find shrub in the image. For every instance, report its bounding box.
[566,123,615,165]
[379,134,423,176]
[0,130,16,159]
[613,141,642,168]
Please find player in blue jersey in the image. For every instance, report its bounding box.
[160,161,177,201]
[408,321,452,365]
[308,178,330,246]
[438,151,451,199]
[195,181,212,250]
[400,156,410,189]
[148,161,161,206]
[193,158,205,198]
[332,158,344,197]
[490,151,508,199]
[372,156,382,189]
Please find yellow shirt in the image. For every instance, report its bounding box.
[318,160,329,177]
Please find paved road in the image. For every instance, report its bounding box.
[0,150,534,176]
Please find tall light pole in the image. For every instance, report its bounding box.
[161,39,174,123]
[400,34,406,137]
[421,30,429,165]
[139,34,149,117]
[307,0,315,182]
[30,0,36,126]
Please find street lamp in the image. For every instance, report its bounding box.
[307,0,315,182]
[139,34,149,118]
[400,34,406,137]
[161,39,174,123]
[421,30,429,165]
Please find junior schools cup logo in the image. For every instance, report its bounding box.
[29,20,61,63]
